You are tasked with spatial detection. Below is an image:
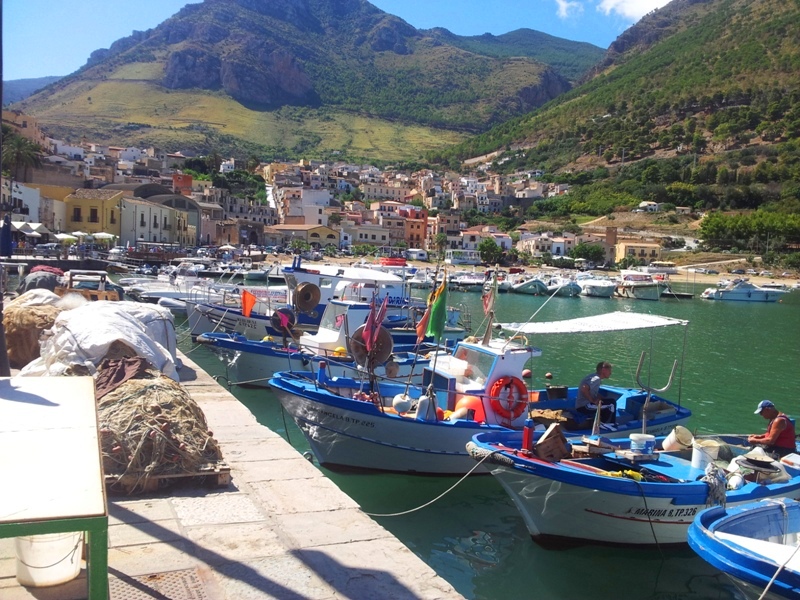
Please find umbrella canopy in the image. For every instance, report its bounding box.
[93,232,116,240]
[219,244,236,251]
[24,231,42,238]
[71,231,88,237]
[55,233,78,242]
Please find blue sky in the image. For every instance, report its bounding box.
[2,0,670,80]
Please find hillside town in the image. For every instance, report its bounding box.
[2,109,671,267]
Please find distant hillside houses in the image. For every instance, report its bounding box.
[2,109,575,252]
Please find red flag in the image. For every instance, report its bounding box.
[362,297,378,352]
[482,275,497,315]
[415,306,431,345]
[370,295,390,348]
[241,290,257,318]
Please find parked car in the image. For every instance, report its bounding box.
[109,246,126,257]
[730,269,745,274]
[706,269,719,275]
[759,271,773,277]
[692,267,707,274]
[36,243,62,257]
[746,269,758,275]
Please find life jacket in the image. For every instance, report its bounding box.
[769,414,796,450]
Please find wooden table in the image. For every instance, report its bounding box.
[0,376,108,598]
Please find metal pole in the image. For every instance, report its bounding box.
[0,264,11,376]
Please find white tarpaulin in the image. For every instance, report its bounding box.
[500,311,688,335]
[19,301,180,380]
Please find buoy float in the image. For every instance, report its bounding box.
[453,395,486,422]
[545,372,553,379]
[522,368,532,378]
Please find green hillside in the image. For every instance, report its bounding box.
[15,0,581,161]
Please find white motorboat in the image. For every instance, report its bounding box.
[615,270,665,300]
[701,279,790,302]
[510,276,547,295]
[576,275,616,298]
[542,275,582,297]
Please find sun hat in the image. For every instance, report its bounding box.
[754,399,775,414]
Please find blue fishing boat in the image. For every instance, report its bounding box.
[467,431,800,546]
[268,312,693,475]
[689,498,800,599]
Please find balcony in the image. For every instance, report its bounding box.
[163,224,171,231]
[72,216,83,222]
[88,217,100,223]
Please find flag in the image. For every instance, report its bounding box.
[369,294,390,349]
[415,305,431,346]
[241,290,257,318]
[426,274,448,341]
[362,297,379,352]
[482,273,497,315]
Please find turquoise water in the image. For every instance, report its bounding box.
[176,283,800,600]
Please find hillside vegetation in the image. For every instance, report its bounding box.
[14,0,595,160]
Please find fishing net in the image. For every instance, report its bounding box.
[98,366,222,495]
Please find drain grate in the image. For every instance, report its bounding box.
[110,568,210,600]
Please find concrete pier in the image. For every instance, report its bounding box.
[0,352,463,599]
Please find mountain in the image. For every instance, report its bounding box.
[426,28,604,83]
[13,0,586,161]
[430,0,800,175]
[2,76,63,105]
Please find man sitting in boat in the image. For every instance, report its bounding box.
[575,361,616,424]
[748,400,796,458]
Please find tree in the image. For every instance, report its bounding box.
[328,213,343,227]
[478,238,503,264]
[2,134,41,183]
[205,151,222,174]
[434,233,448,258]
[571,243,606,264]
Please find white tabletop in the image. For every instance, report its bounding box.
[0,376,106,523]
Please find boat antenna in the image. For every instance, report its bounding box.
[635,351,678,434]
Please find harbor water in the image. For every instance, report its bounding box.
[175,279,800,600]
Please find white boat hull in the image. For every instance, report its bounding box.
[616,283,664,301]
[489,463,704,545]
[273,387,497,474]
[701,288,788,302]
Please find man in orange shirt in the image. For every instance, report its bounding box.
[748,400,796,458]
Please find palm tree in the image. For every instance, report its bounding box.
[205,151,222,174]
[2,134,42,183]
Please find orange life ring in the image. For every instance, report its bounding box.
[489,376,528,420]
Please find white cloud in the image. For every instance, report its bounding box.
[555,0,584,19]
[596,0,671,20]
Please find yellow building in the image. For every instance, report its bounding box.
[615,240,662,265]
[63,189,126,237]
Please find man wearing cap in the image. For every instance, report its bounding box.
[748,400,796,458]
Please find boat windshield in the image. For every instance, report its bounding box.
[319,303,354,332]
[454,345,496,384]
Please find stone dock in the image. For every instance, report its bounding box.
[0,352,463,599]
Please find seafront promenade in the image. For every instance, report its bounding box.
[0,352,462,600]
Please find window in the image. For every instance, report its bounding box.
[140,215,146,227]
[153,215,158,228]
[89,208,99,223]
[110,210,116,224]
[72,207,82,222]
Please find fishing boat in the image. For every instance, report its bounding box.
[701,279,790,302]
[467,432,800,546]
[689,498,800,599]
[196,299,450,387]
[268,312,692,475]
[185,258,454,340]
[615,270,666,301]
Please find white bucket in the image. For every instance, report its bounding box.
[15,532,83,587]
[630,433,656,454]
[663,426,694,452]
[691,439,721,470]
